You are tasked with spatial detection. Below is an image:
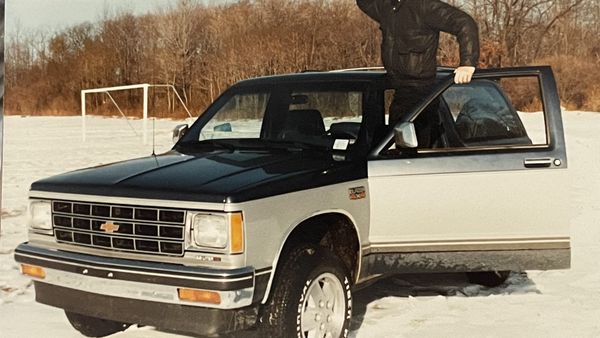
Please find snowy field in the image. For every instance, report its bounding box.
[1,112,599,337]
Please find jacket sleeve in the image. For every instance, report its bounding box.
[357,0,381,23]
[423,0,480,67]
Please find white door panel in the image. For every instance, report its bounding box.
[368,164,569,244]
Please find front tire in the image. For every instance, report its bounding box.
[259,245,352,338]
[65,311,130,337]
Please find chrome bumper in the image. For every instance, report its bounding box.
[14,243,270,310]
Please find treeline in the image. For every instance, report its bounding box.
[5,0,600,117]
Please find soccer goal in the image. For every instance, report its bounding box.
[81,84,193,143]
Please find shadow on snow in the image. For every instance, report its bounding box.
[349,271,539,332]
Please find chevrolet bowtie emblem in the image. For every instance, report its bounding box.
[100,222,120,233]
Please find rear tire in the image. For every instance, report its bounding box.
[467,271,511,287]
[65,311,130,337]
[259,244,352,338]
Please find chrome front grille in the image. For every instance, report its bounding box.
[51,200,187,256]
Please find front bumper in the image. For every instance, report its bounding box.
[14,243,270,335]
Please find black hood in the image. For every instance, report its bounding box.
[31,150,366,203]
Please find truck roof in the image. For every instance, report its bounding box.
[232,67,457,87]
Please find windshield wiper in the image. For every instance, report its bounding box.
[255,139,331,152]
[176,139,236,152]
[177,138,331,153]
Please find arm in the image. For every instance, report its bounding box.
[423,0,480,79]
[356,0,381,23]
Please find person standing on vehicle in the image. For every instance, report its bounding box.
[357,0,479,147]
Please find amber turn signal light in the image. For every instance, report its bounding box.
[230,212,244,254]
[21,264,46,279]
[177,288,221,305]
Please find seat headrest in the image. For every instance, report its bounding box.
[282,109,326,136]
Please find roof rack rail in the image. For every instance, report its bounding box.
[329,66,457,73]
[329,67,385,73]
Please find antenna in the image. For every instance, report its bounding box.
[152,117,156,155]
[151,118,159,166]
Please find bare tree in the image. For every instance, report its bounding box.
[4,0,600,115]
[462,0,585,65]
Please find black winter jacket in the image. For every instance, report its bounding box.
[357,0,479,84]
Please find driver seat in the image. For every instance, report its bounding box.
[278,109,326,142]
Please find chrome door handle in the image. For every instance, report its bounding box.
[524,158,553,168]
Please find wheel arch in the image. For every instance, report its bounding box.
[260,210,362,304]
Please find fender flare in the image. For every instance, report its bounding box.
[259,209,362,304]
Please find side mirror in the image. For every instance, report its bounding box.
[172,124,188,144]
[394,122,418,148]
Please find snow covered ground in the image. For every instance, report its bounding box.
[1,112,599,337]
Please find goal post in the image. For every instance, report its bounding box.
[81,83,193,143]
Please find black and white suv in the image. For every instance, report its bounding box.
[15,66,570,337]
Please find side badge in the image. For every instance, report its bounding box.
[349,186,366,200]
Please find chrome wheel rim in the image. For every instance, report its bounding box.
[300,272,346,338]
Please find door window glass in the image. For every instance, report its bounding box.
[380,75,549,155]
[441,77,546,147]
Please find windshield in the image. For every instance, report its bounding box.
[179,82,366,153]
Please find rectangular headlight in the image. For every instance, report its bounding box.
[192,214,228,249]
[28,200,53,233]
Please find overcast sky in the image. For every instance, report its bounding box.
[5,0,176,36]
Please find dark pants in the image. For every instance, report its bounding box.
[389,83,440,148]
